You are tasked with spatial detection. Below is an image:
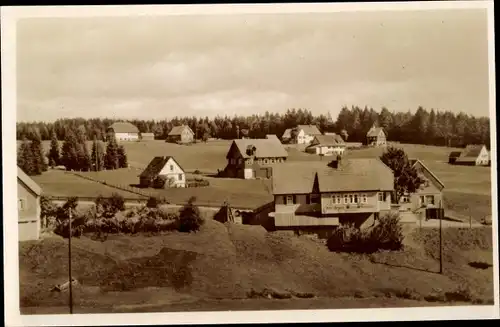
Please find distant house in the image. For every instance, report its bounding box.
[266,134,279,141]
[269,157,394,237]
[281,125,322,144]
[167,125,195,144]
[305,134,346,156]
[452,144,490,166]
[448,151,462,164]
[140,132,155,141]
[366,125,387,147]
[106,122,140,142]
[398,159,445,220]
[139,156,186,188]
[224,138,288,179]
[18,167,42,241]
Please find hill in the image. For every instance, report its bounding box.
[19,220,494,312]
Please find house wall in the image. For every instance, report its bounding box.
[317,146,345,156]
[18,181,40,241]
[180,129,194,143]
[158,158,186,187]
[296,130,315,145]
[114,132,139,142]
[275,194,322,215]
[476,147,490,166]
[141,133,155,141]
[321,191,391,214]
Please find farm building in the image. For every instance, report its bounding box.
[398,159,445,221]
[269,157,394,238]
[167,125,195,144]
[223,138,288,179]
[140,132,155,141]
[281,125,322,144]
[452,144,490,166]
[17,167,42,241]
[106,122,140,142]
[448,151,462,164]
[305,134,346,156]
[366,125,387,147]
[139,156,186,188]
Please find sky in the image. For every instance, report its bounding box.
[16,8,491,122]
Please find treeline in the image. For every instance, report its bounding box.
[16,106,490,148]
[18,127,128,176]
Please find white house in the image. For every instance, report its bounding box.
[107,122,140,142]
[282,125,322,144]
[453,144,490,166]
[18,167,42,241]
[139,156,186,188]
[305,134,346,156]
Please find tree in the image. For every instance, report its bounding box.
[48,132,60,167]
[117,145,128,168]
[104,137,120,170]
[17,138,36,175]
[91,138,105,171]
[178,196,204,233]
[31,134,47,174]
[380,146,424,203]
[61,130,79,171]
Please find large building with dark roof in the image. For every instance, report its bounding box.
[451,144,490,166]
[106,122,140,142]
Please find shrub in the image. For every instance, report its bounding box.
[444,285,473,302]
[95,193,125,219]
[368,212,404,251]
[152,175,167,189]
[146,196,160,208]
[178,196,204,233]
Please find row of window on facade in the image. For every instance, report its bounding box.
[399,194,436,205]
[284,192,389,206]
[229,157,285,165]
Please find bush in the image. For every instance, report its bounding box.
[178,197,204,233]
[95,193,125,219]
[152,175,167,189]
[368,212,404,251]
[146,196,159,208]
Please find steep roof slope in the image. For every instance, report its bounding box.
[229,138,288,159]
[107,122,139,134]
[18,167,42,196]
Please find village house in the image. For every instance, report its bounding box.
[366,125,387,147]
[106,122,140,142]
[305,134,346,156]
[269,157,394,238]
[398,159,445,221]
[139,156,186,188]
[167,125,195,144]
[266,134,280,141]
[223,138,288,179]
[140,132,155,141]
[448,151,462,164]
[451,144,490,166]
[281,125,322,144]
[18,167,42,241]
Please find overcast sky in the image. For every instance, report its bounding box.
[16,9,490,122]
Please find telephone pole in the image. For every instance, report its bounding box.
[439,202,443,274]
[68,207,73,314]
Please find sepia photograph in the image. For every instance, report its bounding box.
[2,1,498,325]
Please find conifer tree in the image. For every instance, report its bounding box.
[31,133,47,174]
[61,130,79,171]
[104,137,119,170]
[91,138,105,171]
[17,138,36,175]
[117,145,128,168]
[48,132,60,167]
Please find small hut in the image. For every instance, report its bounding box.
[214,202,242,224]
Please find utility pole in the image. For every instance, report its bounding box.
[439,202,443,274]
[68,207,73,314]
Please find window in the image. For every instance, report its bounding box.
[336,195,342,204]
[310,194,320,204]
[270,159,275,164]
[344,194,349,204]
[264,159,269,164]
[238,158,243,165]
[353,194,359,204]
[425,195,435,205]
[362,194,368,203]
[348,194,354,204]
[178,174,183,181]
[378,192,384,201]
[170,165,174,172]
[419,196,425,206]
[18,198,26,211]
[306,195,311,205]
[285,195,294,205]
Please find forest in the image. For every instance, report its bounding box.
[16,106,491,148]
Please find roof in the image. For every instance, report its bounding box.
[168,125,194,136]
[282,128,293,139]
[308,134,345,147]
[266,134,279,140]
[139,156,184,179]
[228,138,288,159]
[272,158,394,195]
[455,144,487,162]
[448,151,462,159]
[409,159,445,189]
[107,122,139,134]
[18,167,42,196]
[141,132,155,135]
[297,125,322,135]
[367,127,385,137]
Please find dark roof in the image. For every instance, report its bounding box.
[297,125,322,135]
[455,144,487,163]
[168,125,194,136]
[367,127,385,137]
[410,159,445,189]
[18,167,42,196]
[281,128,293,139]
[228,138,288,159]
[308,134,345,147]
[139,156,184,179]
[448,151,462,159]
[107,122,139,133]
[272,158,394,195]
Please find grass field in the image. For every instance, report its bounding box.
[19,220,494,313]
[29,140,493,219]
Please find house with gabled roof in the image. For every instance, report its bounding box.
[281,125,322,144]
[269,157,394,237]
[305,134,346,156]
[139,156,186,188]
[167,125,195,144]
[448,151,462,164]
[452,144,489,166]
[366,125,387,147]
[106,122,140,142]
[224,138,288,179]
[18,167,42,241]
[398,159,445,219]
